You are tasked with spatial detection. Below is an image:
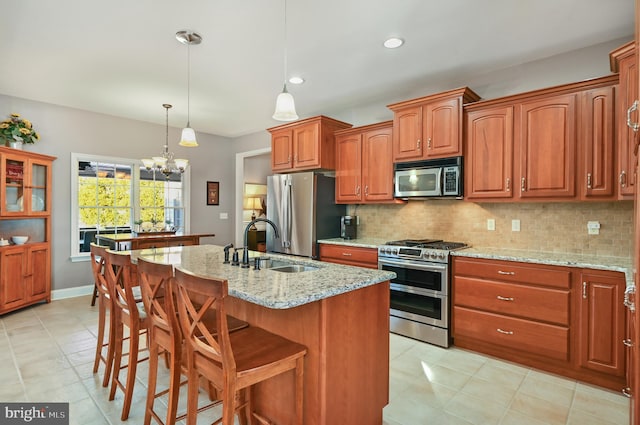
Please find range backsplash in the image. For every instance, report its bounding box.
[348,201,634,258]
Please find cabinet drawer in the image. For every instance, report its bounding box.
[454,277,570,325]
[454,257,571,289]
[319,244,378,269]
[454,306,569,361]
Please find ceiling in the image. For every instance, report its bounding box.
[0,0,635,138]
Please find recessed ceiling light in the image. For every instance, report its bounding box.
[383,37,404,49]
[289,76,304,85]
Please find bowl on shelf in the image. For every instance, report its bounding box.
[11,236,28,245]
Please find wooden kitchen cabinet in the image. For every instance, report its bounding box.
[578,270,626,378]
[463,75,618,202]
[0,147,55,315]
[610,41,637,199]
[452,256,627,391]
[268,116,352,172]
[388,87,480,162]
[319,244,378,269]
[335,121,394,203]
[464,105,514,199]
[580,86,616,199]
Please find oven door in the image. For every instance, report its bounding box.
[378,257,448,294]
[389,283,448,328]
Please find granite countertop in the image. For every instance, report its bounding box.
[130,244,395,309]
[453,247,634,288]
[318,237,388,249]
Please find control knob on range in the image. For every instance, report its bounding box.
[438,252,446,260]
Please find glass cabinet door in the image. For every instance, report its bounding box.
[4,158,25,214]
[30,161,47,213]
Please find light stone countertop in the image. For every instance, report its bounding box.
[130,244,395,309]
[318,237,388,249]
[452,247,634,288]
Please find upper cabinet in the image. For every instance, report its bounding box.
[268,116,352,173]
[464,75,618,202]
[335,121,394,204]
[1,148,53,216]
[388,87,480,162]
[610,41,637,199]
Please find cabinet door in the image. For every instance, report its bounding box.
[28,158,51,215]
[625,305,637,414]
[293,121,320,169]
[424,97,461,158]
[335,133,362,203]
[0,247,27,311]
[582,86,615,199]
[465,106,514,199]
[28,245,49,299]
[618,52,637,198]
[578,272,625,377]
[518,94,577,198]
[362,127,394,202]
[1,153,26,215]
[393,106,423,161]
[271,129,293,171]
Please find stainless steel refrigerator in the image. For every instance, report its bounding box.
[266,172,346,258]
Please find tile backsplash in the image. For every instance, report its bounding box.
[348,201,634,258]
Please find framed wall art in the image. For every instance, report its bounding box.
[207,181,219,205]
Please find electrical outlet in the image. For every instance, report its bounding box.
[487,219,496,231]
[587,221,600,235]
[511,219,520,232]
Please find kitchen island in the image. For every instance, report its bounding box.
[131,244,395,425]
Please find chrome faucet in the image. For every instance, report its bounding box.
[242,218,279,268]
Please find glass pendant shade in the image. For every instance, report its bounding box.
[174,158,189,171]
[272,84,298,121]
[179,126,198,147]
[141,158,155,170]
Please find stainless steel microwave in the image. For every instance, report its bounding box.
[394,156,463,199]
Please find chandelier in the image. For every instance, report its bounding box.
[141,104,188,178]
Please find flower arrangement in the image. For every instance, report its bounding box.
[0,113,40,145]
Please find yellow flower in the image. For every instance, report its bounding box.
[19,128,31,135]
[10,113,20,118]
[0,123,8,129]
[34,132,40,140]
[23,119,32,129]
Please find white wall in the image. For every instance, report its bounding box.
[0,95,234,291]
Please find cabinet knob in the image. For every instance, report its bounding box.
[623,338,633,347]
[627,100,640,132]
[623,387,632,398]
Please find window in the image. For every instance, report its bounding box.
[70,153,190,260]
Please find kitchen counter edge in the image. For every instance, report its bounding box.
[318,237,388,249]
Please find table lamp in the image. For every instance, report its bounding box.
[243,197,262,230]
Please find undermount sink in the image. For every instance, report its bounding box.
[260,258,318,273]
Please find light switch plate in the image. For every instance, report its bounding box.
[487,219,496,231]
[512,219,520,232]
[219,212,228,220]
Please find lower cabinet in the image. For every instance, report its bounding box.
[0,244,50,315]
[318,244,378,269]
[452,256,626,391]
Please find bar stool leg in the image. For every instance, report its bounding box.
[121,324,140,420]
[144,341,159,425]
[92,294,107,374]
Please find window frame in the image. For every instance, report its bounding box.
[70,152,191,261]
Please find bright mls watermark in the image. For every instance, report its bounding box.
[0,403,68,424]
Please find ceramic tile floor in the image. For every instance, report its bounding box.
[0,295,630,425]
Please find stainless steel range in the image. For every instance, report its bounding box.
[378,239,468,347]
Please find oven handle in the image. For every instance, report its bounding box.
[379,258,447,272]
[390,283,446,298]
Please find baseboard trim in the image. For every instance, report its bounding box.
[52,284,94,301]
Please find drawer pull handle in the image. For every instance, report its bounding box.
[620,171,627,188]
[627,100,639,132]
[521,177,526,192]
[496,296,514,301]
[623,338,633,347]
[506,178,510,192]
[582,281,587,299]
[623,387,632,398]
[587,173,592,189]
[496,328,513,335]
[497,270,515,275]
[342,252,352,256]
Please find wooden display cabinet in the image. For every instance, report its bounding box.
[0,146,55,315]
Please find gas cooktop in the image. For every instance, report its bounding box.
[383,239,468,250]
[379,239,468,263]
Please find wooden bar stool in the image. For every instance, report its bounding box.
[90,243,115,388]
[137,257,249,425]
[104,249,149,421]
[174,266,307,425]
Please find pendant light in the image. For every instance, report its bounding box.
[272,0,299,121]
[176,30,202,147]
[141,104,188,178]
